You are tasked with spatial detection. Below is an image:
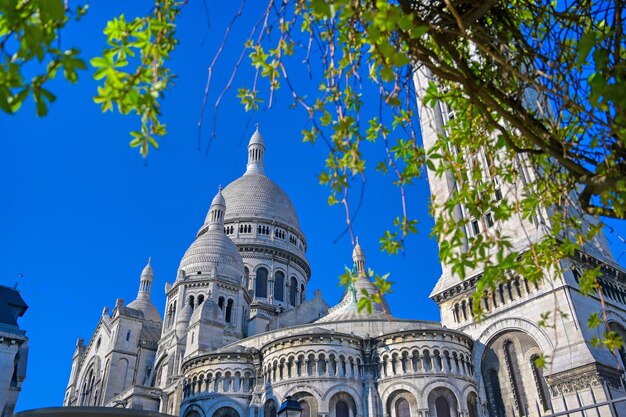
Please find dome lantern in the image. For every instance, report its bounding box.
[352,237,366,276]
[245,124,265,176]
[126,258,162,322]
[207,186,226,231]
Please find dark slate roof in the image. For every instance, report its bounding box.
[0,285,28,327]
[139,325,162,343]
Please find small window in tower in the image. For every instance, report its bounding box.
[96,337,101,350]
[485,213,494,228]
[495,188,503,201]
[126,330,131,341]
[471,220,480,235]
[226,299,234,323]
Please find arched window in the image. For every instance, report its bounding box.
[256,267,268,298]
[263,400,277,417]
[189,295,195,310]
[300,401,311,417]
[467,392,478,417]
[226,299,234,323]
[503,340,528,413]
[218,296,225,310]
[119,358,129,391]
[434,397,450,417]
[274,271,285,301]
[531,355,552,411]
[212,406,240,417]
[198,294,205,305]
[395,398,410,417]
[244,267,250,289]
[336,401,349,417]
[485,368,506,417]
[300,283,305,304]
[290,277,298,306]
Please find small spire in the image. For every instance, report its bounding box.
[141,257,154,278]
[139,258,154,296]
[352,237,366,275]
[245,126,265,175]
[208,187,226,231]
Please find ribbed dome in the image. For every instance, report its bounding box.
[221,173,301,230]
[179,230,244,279]
[127,297,162,323]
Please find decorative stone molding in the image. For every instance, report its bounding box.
[548,366,622,397]
[548,372,602,397]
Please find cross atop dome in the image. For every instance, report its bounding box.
[245,125,265,175]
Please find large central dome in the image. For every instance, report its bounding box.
[221,173,301,230]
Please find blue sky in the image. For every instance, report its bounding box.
[2,1,626,412]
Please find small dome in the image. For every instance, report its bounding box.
[221,174,301,230]
[249,126,264,146]
[352,238,365,260]
[126,258,161,323]
[178,230,245,279]
[141,258,153,278]
[210,186,226,208]
[126,297,162,322]
[190,299,223,325]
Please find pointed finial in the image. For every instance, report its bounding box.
[147,257,152,265]
[218,184,222,191]
[255,122,260,130]
[356,236,359,245]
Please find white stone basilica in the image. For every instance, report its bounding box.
[63,117,626,417]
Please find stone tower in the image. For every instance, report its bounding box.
[414,65,626,417]
[63,259,162,410]
[153,187,249,415]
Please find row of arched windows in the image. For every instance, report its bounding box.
[224,222,297,246]
[183,387,479,417]
[452,277,542,323]
[573,268,626,306]
[165,300,178,327]
[377,348,474,378]
[262,353,362,382]
[183,370,254,397]
[253,267,305,306]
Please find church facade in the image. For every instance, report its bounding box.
[64,119,626,416]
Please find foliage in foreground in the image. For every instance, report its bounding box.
[2,0,626,363]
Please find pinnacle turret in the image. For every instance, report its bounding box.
[207,187,226,231]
